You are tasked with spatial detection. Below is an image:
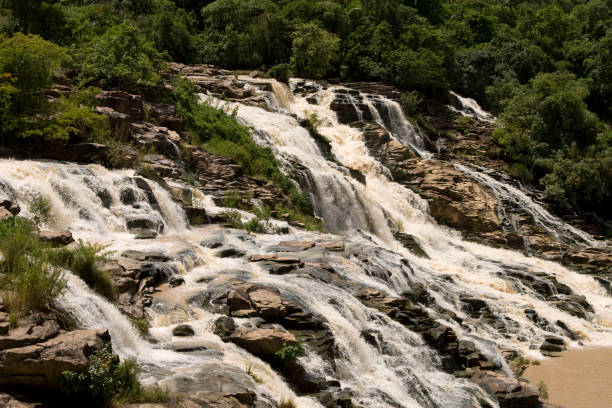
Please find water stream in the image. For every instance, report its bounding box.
[0,80,610,407]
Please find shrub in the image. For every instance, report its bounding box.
[1,257,66,317]
[0,33,67,95]
[59,345,168,407]
[268,63,292,84]
[0,219,66,317]
[29,195,51,228]
[401,91,423,116]
[274,341,305,364]
[48,241,116,301]
[0,218,40,267]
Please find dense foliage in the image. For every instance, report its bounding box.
[0,0,610,215]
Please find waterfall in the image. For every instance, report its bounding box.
[1,77,610,408]
[447,91,494,123]
[454,163,600,248]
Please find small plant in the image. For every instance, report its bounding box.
[1,258,66,318]
[131,317,150,338]
[275,341,306,364]
[279,399,297,408]
[267,63,292,85]
[404,299,413,310]
[244,216,264,233]
[221,189,242,209]
[246,365,262,384]
[537,380,549,400]
[186,173,197,186]
[510,355,531,376]
[29,195,51,228]
[59,345,168,407]
[223,210,243,229]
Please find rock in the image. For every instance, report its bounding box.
[121,250,170,262]
[96,90,144,120]
[0,179,20,215]
[540,336,566,353]
[394,233,429,258]
[133,229,159,239]
[0,393,36,407]
[141,262,178,284]
[171,363,258,406]
[318,242,345,251]
[248,288,286,320]
[250,254,301,264]
[145,102,183,130]
[95,106,131,141]
[173,324,195,337]
[0,206,15,221]
[169,275,186,287]
[0,319,61,351]
[268,240,315,252]
[213,316,235,339]
[216,247,247,258]
[37,230,75,246]
[229,329,298,359]
[476,372,539,408]
[0,329,110,388]
[330,93,373,124]
[126,216,164,233]
[185,206,208,225]
[132,123,182,160]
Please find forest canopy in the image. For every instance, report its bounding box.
[0,0,610,215]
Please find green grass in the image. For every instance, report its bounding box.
[537,380,549,400]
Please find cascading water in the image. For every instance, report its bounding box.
[1,77,610,408]
[454,163,600,248]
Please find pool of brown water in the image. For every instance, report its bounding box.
[523,347,612,408]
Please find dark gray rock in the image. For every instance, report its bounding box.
[173,324,195,337]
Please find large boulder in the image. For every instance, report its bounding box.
[131,123,182,161]
[0,393,36,408]
[95,106,132,141]
[476,372,540,408]
[96,91,144,120]
[37,230,75,246]
[0,329,111,388]
[229,329,298,359]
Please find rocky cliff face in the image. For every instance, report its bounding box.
[0,66,609,408]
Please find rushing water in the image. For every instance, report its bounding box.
[0,80,610,407]
[454,163,600,248]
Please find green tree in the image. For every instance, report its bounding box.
[137,0,196,62]
[76,23,166,90]
[291,22,340,79]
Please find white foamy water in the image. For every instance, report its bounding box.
[0,77,610,408]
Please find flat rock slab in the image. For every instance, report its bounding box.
[250,254,301,264]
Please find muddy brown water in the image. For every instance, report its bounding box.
[523,347,612,408]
